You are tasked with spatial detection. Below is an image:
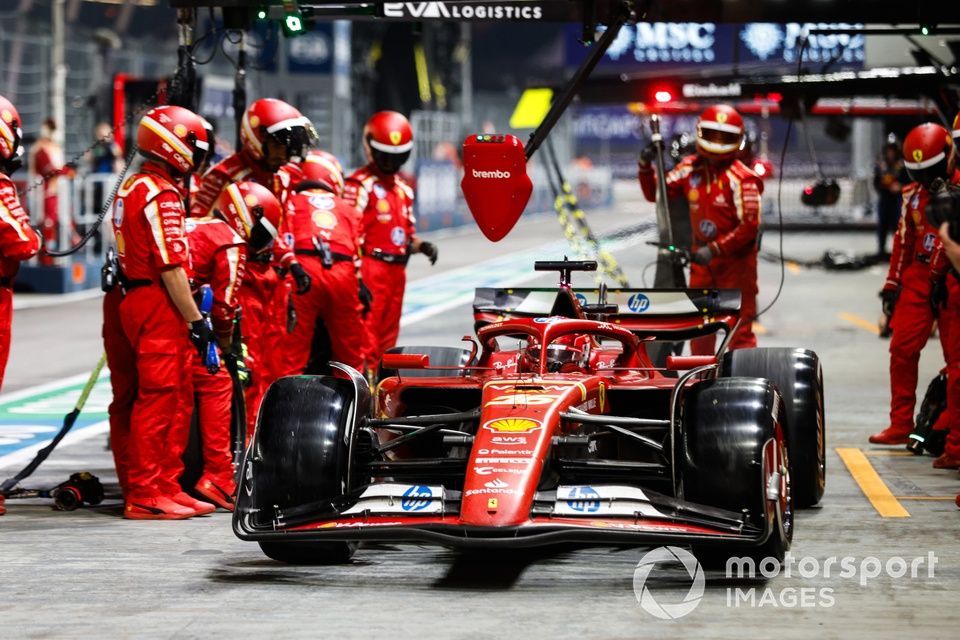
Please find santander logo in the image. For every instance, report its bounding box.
[472,168,512,179]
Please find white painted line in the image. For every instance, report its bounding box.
[0,372,95,405]
[0,420,109,470]
[13,288,101,311]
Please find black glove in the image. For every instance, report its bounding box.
[879,287,899,318]
[639,142,658,167]
[692,245,713,266]
[931,277,949,317]
[419,241,438,266]
[925,181,960,240]
[188,319,214,358]
[286,293,297,333]
[290,262,311,295]
[358,280,373,317]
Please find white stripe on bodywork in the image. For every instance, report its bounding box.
[144,200,170,263]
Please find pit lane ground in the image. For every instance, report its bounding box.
[0,193,957,639]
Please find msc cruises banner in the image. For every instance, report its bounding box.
[565,23,865,70]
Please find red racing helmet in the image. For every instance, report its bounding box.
[297,149,344,195]
[363,111,413,174]
[696,104,745,160]
[136,105,209,175]
[0,95,25,173]
[240,98,317,164]
[214,181,282,253]
[903,122,954,188]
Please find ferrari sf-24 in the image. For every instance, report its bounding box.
[234,260,824,565]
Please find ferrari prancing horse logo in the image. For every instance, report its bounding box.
[913,149,924,162]
[716,112,728,124]
[389,130,402,145]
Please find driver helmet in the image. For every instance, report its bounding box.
[902,122,954,188]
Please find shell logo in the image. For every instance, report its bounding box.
[484,418,541,433]
[244,194,259,207]
[312,209,337,229]
[174,123,187,138]
[249,115,261,128]
[389,130,402,145]
[715,112,728,124]
[1,110,12,123]
[913,149,924,162]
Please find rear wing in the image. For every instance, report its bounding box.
[473,287,742,339]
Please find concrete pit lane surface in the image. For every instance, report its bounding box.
[1,194,957,639]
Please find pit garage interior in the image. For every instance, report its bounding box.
[1,1,959,638]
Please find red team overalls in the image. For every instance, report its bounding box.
[0,172,41,388]
[171,217,247,499]
[882,174,960,436]
[193,153,297,407]
[639,155,763,354]
[343,165,416,370]
[280,187,364,373]
[110,164,192,503]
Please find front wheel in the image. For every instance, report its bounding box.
[258,540,358,565]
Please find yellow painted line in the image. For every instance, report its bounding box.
[895,496,957,501]
[786,261,802,274]
[839,312,880,336]
[864,450,915,457]
[752,321,768,336]
[836,447,910,517]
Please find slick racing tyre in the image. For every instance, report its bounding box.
[682,377,792,568]
[722,348,825,507]
[238,376,358,564]
[377,345,473,382]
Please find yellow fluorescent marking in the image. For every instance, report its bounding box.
[838,312,880,336]
[863,450,914,457]
[509,88,554,129]
[836,447,910,518]
[786,261,802,274]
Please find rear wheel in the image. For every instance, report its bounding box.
[236,376,359,564]
[681,377,792,567]
[722,347,825,507]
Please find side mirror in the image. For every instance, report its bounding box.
[665,355,717,371]
[461,134,532,241]
[381,353,430,370]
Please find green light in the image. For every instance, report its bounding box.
[257,10,267,20]
[285,15,303,32]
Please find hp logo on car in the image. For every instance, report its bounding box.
[401,485,433,512]
[575,293,588,306]
[633,546,705,619]
[566,486,600,513]
[627,293,650,313]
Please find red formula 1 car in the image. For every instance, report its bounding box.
[234,260,824,565]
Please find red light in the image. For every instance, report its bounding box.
[804,186,814,195]
[654,90,673,103]
[753,162,767,176]
[766,92,783,103]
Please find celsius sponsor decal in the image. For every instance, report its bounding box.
[923,233,937,252]
[471,169,512,179]
[482,418,543,433]
[477,448,534,456]
[474,457,532,465]
[474,466,526,476]
[490,435,529,446]
[383,2,543,20]
[400,485,433,511]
